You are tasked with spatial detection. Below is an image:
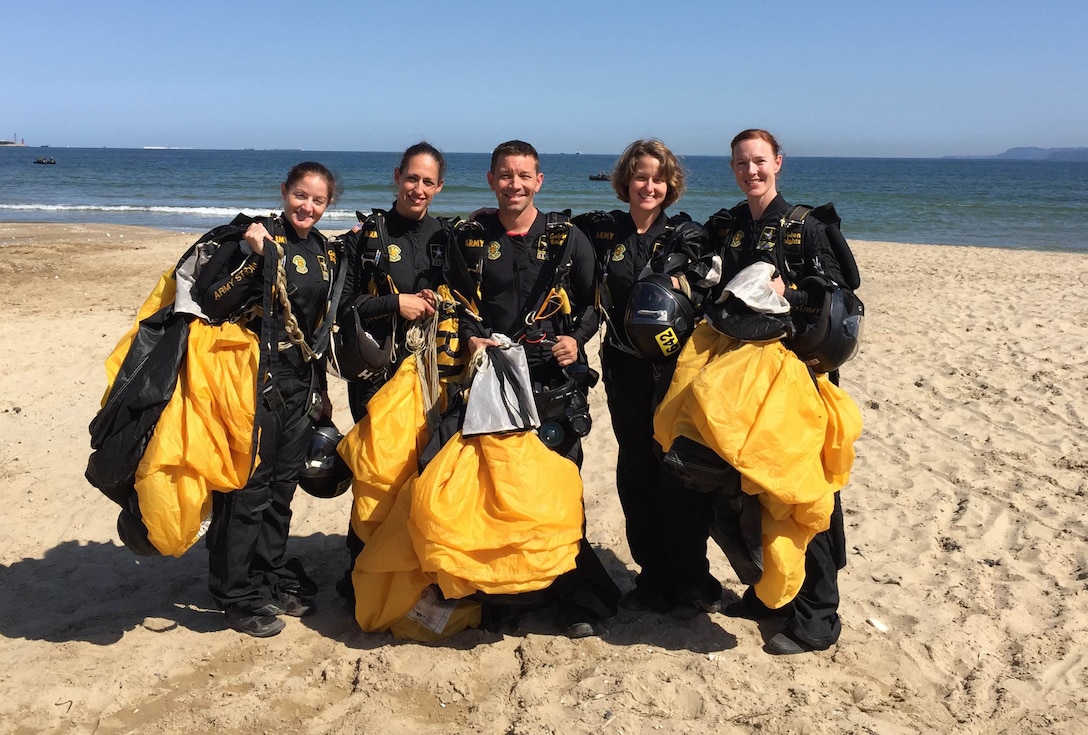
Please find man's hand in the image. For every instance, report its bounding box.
[551,335,579,367]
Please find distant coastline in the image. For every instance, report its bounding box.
[945,146,1088,162]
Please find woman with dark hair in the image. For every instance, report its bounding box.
[193,161,344,637]
[335,142,454,602]
[338,141,450,419]
[573,139,709,615]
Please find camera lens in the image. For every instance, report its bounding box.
[538,421,565,448]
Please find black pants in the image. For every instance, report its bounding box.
[665,475,845,645]
[784,493,845,647]
[602,343,673,606]
[207,366,318,612]
[661,472,723,607]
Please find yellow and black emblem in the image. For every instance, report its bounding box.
[611,244,626,262]
[655,327,681,356]
[387,244,402,262]
[730,231,743,249]
[487,241,502,260]
[292,254,309,274]
[316,254,329,281]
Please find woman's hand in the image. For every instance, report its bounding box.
[418,289,438,309]
[551,335,579,367]
[398,293,435,320]
[244,222,273,256]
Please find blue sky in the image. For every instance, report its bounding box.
[4,0,1085,157]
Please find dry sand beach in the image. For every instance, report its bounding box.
[1,222,1086,734]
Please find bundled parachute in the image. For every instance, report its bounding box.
[654,321,862,608]
[339,338,584,640]
[87,216,274,557]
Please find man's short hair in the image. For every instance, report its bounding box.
[490,140,539,173]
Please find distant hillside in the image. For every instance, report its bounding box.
[992,147,1088,162]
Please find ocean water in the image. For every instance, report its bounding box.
[2,147,1086,252]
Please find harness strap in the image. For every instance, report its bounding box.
[268,215,345,362]
[511,211,574,341]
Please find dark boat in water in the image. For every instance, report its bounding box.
[588,171,610,181]
[34,157,56,165]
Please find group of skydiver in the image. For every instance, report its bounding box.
[91,131,863,656]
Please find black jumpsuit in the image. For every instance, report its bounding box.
[339,206,449,421]
[194,217,341,616]
[669,193,849,648]
[451,210,620,628]
[578,209,680,611]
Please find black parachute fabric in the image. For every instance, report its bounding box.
[85,303,190,506]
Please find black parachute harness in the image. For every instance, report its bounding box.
[774,204,864,375]
[451,211,577,346]
[264,214,346,363]
[449,212,594,450]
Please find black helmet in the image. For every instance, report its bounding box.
[623,273,696,362]
[786,276,864,373]
[298,422,353,498]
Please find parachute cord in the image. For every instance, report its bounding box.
[274,242,319,362]
[409,302,444,412]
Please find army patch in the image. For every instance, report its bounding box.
[387,244,402,262]
[535,240,550,261]
[611,244,626,262]
[730,232,743,249]
[292,254,308,274]
[326,248,337,264]
[487,241,502,260]
[783,231,802,247]
[316,254,329,281]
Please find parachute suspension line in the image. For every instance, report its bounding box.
[406,302,444,412]
[273,242,319,362]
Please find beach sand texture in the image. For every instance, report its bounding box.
[1,223,1086,734]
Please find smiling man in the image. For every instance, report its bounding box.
[446,139,619,638]
[458,140,600,378]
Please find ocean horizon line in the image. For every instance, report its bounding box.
[9,145,1088,162]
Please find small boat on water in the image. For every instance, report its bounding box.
[588,171,610,181]
[34,157,56,165]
